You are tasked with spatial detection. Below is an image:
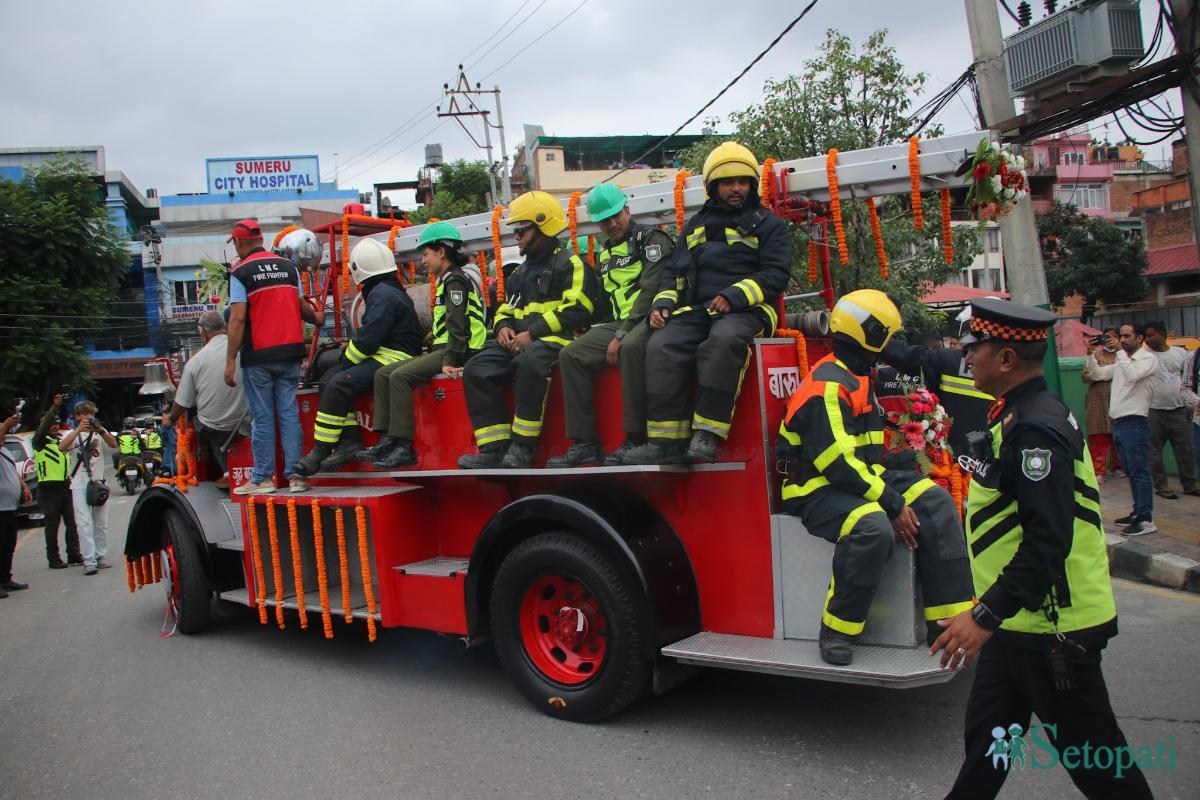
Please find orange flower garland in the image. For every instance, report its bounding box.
[311,500,334,639]
[673,171,691,232]
[760,157,776,208]
[336,507,351,623]
[287,499,308,630]
[142,554,154,585]
[133,556,145,588]
[246,497,269,625]
[775,328,810,378]
[826,149,849,265]
[125,557,136,593]
[491,205,505,303]
[866,197,889,279]
[940,188,954,264]
[567,191,584,253]
[151,552,162,583]
[949,458,965,517]
[408,260,416,285]
[355,505,378,642]
[909,137,924,230]
[265,499,285,630]
[271,225,301,248]
[340,215,351,300]
[807,239,819,283]
[586,235,596,268]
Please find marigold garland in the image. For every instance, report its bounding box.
[311,500,333,639]
[151,552,162,583]
[760,157,776,208]
[336,507,352,622]
[133,555,145,588]
[125,557,136,593]
[949,458,965,517]
[355,505,378,642]
[246,497,269,625]
[567,191,584,253]
[807,239,819,283]
[776,328,810,378]
[408,260,416,285]
[142,554,154,585]
[387,225,399,254]
[940,188,954,264]
[826,149,849,265]
[866,197,889,279]
[909,137,924,231]
[673,171,691,232]
[265,499,286,630]
[286,499,308,630]
[340,215,351,300]
[271,225,301,248]
[586,235,596,268]
[491,205,505,303]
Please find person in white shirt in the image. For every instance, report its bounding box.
[1088,323,1158,535]
[58,401,118,575]
[1183,347,1200,474]
[1143,321,1198,498]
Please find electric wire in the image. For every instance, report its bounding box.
[479,0,589,82]
[456,0,533,66]
[998,0,1023,25]
[465,0,549,73]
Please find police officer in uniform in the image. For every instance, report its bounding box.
[457,190,599,469]
[294,238,422,477]
[33,394,80,568]
[361,222,488,468]
[625,142,793,464]
[546,184,673,467]
[933,297,1152,799]
[778,290,975,665]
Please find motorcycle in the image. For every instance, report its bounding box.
[116,454,147,495]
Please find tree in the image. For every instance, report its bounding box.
[0,160,130,414]
[676,29,977,334]
[1037,201,1148,313]
[409,160,494,224]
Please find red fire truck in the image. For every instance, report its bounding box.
[124,132,990,721]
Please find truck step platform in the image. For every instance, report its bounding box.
[218,587,380,622]
[661,632,955,689]
[312,462,746,480]
[395,557,469,576]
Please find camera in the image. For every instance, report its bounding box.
[1089,334,1107,346]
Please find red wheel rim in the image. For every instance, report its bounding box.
[163,542,180,606]
[517,574,609,685]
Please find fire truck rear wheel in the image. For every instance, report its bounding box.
[163,509,212,634]
[490,532,652,722]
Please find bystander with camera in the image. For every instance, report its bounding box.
[1082,327,1123,483]
[33,393,81,568]
[57,402,117,575]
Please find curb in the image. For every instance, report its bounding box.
[1106,533,1200,594]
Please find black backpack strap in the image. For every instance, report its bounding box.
[736,206,770,238]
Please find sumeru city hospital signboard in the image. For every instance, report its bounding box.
[206,155,320,193]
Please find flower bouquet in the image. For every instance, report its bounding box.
[883,383,953,473]
[964,140,1028,223]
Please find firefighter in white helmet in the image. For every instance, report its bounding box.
[293,238,422,478]
[623,141,793,465]
[777,290,974,666]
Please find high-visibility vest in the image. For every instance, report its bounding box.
[432,271,487,350]
[144,431,163,450]
[35,441,69,483]
[119,433,142,455]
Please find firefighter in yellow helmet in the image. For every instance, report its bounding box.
[623,142,793,465]
[458,190,600,469]
[777,290,974,666]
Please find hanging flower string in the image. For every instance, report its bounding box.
[355,506,378,642]
[807,239,819,284]
[567,191,584,253]
[151,552,162,583]
[336,507,352,623]
[491,205,505,303]
[909,137,924,231]
[866,197,889,280]
[311,500,334,639]
[941,188,954,264]
[125,557,137,593]
[247,497,269,625]
[265,499,286,630]
[287,499,308,630]
[340,215,351,300]
[673,171,691,232]
[760,157,776,208]
[586,235,596,268]
[825,149,849,265]
[271,225,301,248]
[132,556,145,588]
[775,328,810,378]
[408,259,416,285]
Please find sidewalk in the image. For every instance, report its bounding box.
[1098,472,1200,594]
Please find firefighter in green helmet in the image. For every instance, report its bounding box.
[545,183,674,467]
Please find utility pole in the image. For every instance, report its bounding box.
[1168,0,1200,252]
[963,0,1050,307]
[438,67,513,204]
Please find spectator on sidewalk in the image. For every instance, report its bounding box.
[1082,328,1122,483]
[0,412,33,597]
[1143,321,1199,498]
[58,403,118,574]
[32,394,81,568]
[1090,323,1158,536]
[1183,347,1200,472]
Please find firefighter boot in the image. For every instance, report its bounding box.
[321,431,363,471]
[500,441,536,469]
[621,440,688,465]
[545,440,603,468]
[818,624,855,666]
[458,443,507,469]
[603,437,644,466]
[373,439,417,469]
[686,431,721,464]
[293,443,333,477]
[356,435,401,462]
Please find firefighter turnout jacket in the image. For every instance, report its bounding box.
[492,240,597,346]
[964,376,1117,646]
[344,275,422,368]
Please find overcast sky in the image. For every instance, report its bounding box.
[0,0,1178,200]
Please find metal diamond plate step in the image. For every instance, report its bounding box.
[661,632,957,688]
[394,557,470,576]
[219,587,380,621]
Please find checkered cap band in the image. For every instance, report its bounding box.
[970,316,1049,342]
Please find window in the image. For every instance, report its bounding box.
[1062,152,1086,166]
[173,280,201,305]
[1055,183,1109,210]
[984,229,1000,253]
[1164,274,1200,296]
[544,151,556,162]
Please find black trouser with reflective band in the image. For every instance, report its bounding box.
[37,482,79,563]
[464,340,562,447]
[558,321,652,440]
[945,638,1153,799]
[644,309,764,442]
[314,360,381,445]
[372,350,448,440]
[796,469,973,636]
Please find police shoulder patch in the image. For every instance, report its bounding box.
[449,289,464,306]
[644,243,663,262]
[1020,448,1052,481]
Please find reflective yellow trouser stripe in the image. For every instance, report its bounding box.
[647,419,691,440]
[902,478,938,505]
[692,413,730,437]
[780,475,831,500]
[511,416,543,439]
[474,423,511,447]
[838,501,884,540]
[823,577,867,636]
[371,346,412,365]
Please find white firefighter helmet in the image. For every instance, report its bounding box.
[348,238,396,285]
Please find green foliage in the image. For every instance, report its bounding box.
[198,255,229,310]
[675,28,969,331]
[0,160,130,412]
[1036,202,1148,308]
[409,159,494,224]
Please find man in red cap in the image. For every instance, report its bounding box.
[224,219,324,494]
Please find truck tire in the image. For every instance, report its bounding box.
[490,532,652,722]
[162,508,212,634]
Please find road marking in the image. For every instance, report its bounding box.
[1113,577,1200,606]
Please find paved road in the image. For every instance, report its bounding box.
[2,491,1197,800]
